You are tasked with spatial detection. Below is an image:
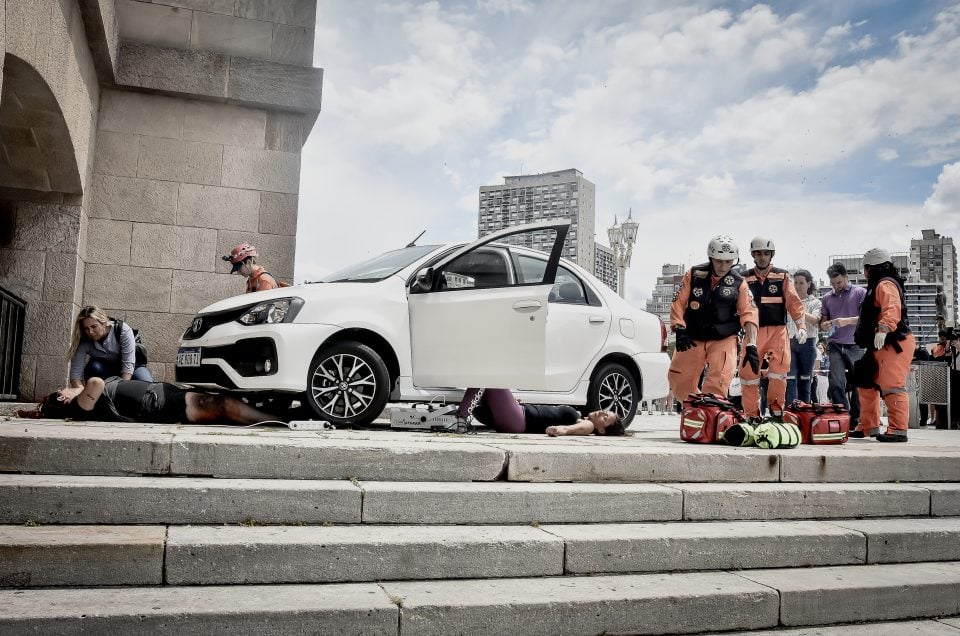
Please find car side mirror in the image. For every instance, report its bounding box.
[410,267,434,293]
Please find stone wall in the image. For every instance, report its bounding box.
[84,89,302,381]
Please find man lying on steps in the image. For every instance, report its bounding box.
[30,376,277,425]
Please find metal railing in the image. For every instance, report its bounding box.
[910,361,952,430]
[0,286,25,400]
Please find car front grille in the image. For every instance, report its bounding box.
[182,307,249,340]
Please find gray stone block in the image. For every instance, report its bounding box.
[84,263,173,312]
[167,525,562,584]
[98,89,185,139]
[0,474,361,524]
[216,230,295,278]
[41,252,82,302]
[384,571,779,636]
[781,451,960,482]
[123,310,193,361]
[928,484,960,516]
[271,23,314,66]
[136,136,222,185]
[220,146,300,194]
[259,192,298,235]
[0,584,397,635]
[504,444,780,482]
[0,423,172,476]
[116,0,192,49]
[681,483,930,520]
[227,56,322,111]
[361,481,683,524]
[190,10,273,59]
[549,520,865,574]
[117,40,230,98]
[94,130,140,177]
[169,434,507,481]
[183,100,267,149]
[130,223,217,270]
[178,183,260,231]
[0,525,165,587]
[32,354,70,400]
[170,270,245,314]
[264,111,304,151]
[21,301,74,357]
[91,174,178,223]
[236,0,317,27]
[832,518,960,564]
[0,248,45,302]
[10,203,81,253]
[161,0,235,16]
[738,562,960,626]
[85,218,133,265]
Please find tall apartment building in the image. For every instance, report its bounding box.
[910,230,957,327]
[594,244,618,293]
[479,169,596,272]
[646,264,686,327]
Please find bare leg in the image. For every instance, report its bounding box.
[185,393,278,424]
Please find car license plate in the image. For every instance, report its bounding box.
[177,347,201,367]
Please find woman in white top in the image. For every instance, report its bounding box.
[786,269,822,404]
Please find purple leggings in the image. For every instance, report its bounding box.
[459,388,526,433]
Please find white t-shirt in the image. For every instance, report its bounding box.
[787,295,822,340]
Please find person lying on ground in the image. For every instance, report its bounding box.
[458,388,625,436]
[30,377,276,425]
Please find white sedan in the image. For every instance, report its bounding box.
[176,221,670,426]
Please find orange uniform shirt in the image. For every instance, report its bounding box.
[670,269,759,333]
[873,279,903,332]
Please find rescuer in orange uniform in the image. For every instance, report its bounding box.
[740,237,807,420]
[851,248,916,442]
[669,236,759,402]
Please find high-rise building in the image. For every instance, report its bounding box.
[594,244,618,293]
[478,169,596,272]
[646,264,686,327]
[910,230,957,327]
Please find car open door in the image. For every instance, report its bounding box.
[407,220,569,390]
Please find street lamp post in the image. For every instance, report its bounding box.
[607,209,638,298]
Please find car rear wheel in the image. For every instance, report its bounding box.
[305,342,390,426]
[587,362,639,426]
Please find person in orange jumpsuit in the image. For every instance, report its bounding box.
[669,235,759,403]
[222,243,280,293]
[851,248,916,442]
[740,237,807,420]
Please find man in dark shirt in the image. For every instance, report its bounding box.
[820,262,867,424]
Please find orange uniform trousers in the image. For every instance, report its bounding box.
[858,333,916,434]
[668,335,738,401]
[740,325,790,417]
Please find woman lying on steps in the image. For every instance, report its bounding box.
[459,388,626,436]
[26,376,276,425]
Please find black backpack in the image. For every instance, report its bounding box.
[111,318,148,366]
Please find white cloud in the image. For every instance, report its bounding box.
[478,0,533,14]
[923,161,960,217]
[878,147,899,161]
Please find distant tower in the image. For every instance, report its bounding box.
[910,229,957,327]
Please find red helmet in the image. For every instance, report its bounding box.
[223,243,258,272]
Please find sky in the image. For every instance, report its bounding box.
[296,0,960,307]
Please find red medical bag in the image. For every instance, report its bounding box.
[783,401,850,445]
[680,394,744,444]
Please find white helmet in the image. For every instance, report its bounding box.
[863,247,891,266]
[707,235,739,261]
[750,236,775,252]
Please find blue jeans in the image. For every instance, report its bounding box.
[85,358,154,382]
[786,338,816,405]
[827,342,864,422]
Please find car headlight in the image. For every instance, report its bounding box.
[237,297,304,325]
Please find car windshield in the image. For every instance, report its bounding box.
[318,245,441,283]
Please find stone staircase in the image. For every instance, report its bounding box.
[2,416,960,634]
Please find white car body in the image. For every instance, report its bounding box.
[177,221,669,425]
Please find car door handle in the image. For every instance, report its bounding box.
[513,300,542,310]
[589,316,607,324]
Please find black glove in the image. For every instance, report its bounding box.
[741,344,760,374]
[675,327,694,352]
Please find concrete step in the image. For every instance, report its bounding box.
[3,563,959,633]
[717,618,960,635]
[6,420,960,483]
[4,474,959,525]
[6,519,960,587]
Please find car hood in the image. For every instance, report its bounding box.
[194,280,401,316]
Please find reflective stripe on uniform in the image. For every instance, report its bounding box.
[881,386,907,397]
[741,378,761,386]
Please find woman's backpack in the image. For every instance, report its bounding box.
[112,319,148,366]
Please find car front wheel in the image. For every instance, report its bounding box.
[587,362,639,426]
[305,342,390,426]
